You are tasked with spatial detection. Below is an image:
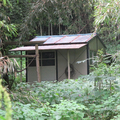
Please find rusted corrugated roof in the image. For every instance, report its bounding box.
[30,36,50,42]
[10,44,86,51]
[10,33,97,51]
[30,33,96,44]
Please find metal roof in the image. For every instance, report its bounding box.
[10,44,86,51]
[30,33,96,44]
[10,33,98,51]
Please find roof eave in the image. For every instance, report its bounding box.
[96,35,107,48]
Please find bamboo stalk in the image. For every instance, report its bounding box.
[59,24,60,35]
[51,23,53,35]
[48,23,50,35]
[40,23,42,36]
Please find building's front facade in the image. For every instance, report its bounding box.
[10,33,106,82]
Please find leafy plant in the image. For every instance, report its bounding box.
[0,78,12,120]
[94,0,120,42]
[0,0,17,42]
[0,56,19,89]
[12,100,88,120]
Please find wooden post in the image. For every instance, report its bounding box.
[35,44,41,82]
[87,44,89,74]
[67,50,70,79]
[20,51,22,82]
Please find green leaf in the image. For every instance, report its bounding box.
[55,115,61,120]
[2,0,6,6]
[0,115,5,120]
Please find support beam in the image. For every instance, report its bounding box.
[87,44,89,74]
[67,50,70,79]
[4,41,43,46]
[7,55,36,58]
[56,50,58,81]
[35,44,41,82]
[20,51,22,82]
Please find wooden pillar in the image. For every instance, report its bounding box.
[35,44,41,82]
[67,50,70,79]
[87,44,89,74]
[20,51,22,82]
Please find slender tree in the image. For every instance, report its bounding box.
[94,0,120,42]
[19,0,95,41]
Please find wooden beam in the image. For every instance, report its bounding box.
[35,44,41,82]
[20,51,22,82]
[86,44,89,74]
[5,41,87,46]
[4,41,43,46]
[67,50,70,79]
[7,55,36,58]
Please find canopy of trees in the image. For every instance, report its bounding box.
[94,0,120,42]
[0,0,120,54]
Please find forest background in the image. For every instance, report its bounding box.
[0,0,120,55]
[0,0,120,120]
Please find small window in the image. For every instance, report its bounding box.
[28,52,41,58]
[42,59,55,66]
[28,52,41,66]
[28,58,41,66]
[27,52,55,66]
[42,52,55,66]
[42,52,55,58]
[28,59,36,66]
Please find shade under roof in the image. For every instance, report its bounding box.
[10,44,86,51]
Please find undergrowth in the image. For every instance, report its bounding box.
[1,44,120,120]
[9,74,120,120]
[6,62,120,120]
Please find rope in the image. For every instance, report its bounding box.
[15,55,37,72]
